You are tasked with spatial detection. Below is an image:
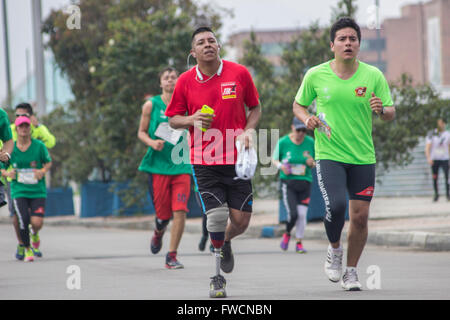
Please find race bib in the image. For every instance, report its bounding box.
[154,122,183,145]
[290,164,306,176]
[17,169,38,185]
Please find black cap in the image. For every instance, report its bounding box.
[292,117,307,130]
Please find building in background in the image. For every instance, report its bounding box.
[226,0,450,98]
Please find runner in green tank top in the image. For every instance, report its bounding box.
[138,67,191,269]
[293,18,395,291]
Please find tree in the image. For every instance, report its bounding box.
[43,0,228,211]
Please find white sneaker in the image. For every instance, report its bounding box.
[341,268,362,291]
[324,245,343,282]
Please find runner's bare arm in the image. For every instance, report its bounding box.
[137,101,164,151]
[293,101,320,130]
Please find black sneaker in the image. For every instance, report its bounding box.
[220,241,234,273]
[209,274,227,298]
[150,230,164,254]
[433,194,439,202]
[198,235,208,252]
[165,253,184,269]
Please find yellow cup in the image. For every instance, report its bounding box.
[200,105,214,132]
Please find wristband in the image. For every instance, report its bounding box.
[276,162,282,169]
[380,106,385,115]
[5,152,10,160]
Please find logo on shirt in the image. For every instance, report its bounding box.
[30,161,37,168]
[221,82,237,100]
[355,86,367,97]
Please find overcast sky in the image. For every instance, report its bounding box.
[0,0,420,103]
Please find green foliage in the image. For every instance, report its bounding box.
[42,0,227,211]
[373,75,445,171]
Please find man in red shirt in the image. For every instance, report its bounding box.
[166,26,261,298]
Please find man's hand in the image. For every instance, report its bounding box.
[151,139,165,151]
[236,130,253,149]
[2,169,15,179]
[306,156,316,168]
[34,169,46,180]
[304,115,321,130]
[0,150,10,163]
[370,92,383,115]
[190,109,214,131]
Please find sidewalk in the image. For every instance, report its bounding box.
[1,197,449,251]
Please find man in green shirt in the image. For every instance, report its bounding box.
[293,17,395,291]
[138,67,191,269]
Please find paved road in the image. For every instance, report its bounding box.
[1,224,450,300]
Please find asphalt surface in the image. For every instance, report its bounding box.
[1,224,450,300]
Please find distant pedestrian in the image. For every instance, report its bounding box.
[272,118,315,253]
[425,118,450,202]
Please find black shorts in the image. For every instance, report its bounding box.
[316,159,375,202]
[192,165,253,213]
[14,198,46,218]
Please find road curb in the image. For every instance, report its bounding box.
[2,216,450,251]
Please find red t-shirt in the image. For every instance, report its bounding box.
[165,60,259,165]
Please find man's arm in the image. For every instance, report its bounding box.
[33,124,56,149]
[379,106,396,122]
[137,100,164,151]
[293,101,321,130]
[237,104,261,148]
[425,142,433,166]
[169,110,214,131]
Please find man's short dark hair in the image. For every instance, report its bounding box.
[15,102,33,115]
[191,26,215,43]
[330,17,361,43]
[158,67,178,81]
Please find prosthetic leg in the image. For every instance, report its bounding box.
[206,204,229,298]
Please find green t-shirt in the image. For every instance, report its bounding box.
[295,60,393,164]
[0,108,12,142]
[273,134,315,182]
[138,95,191,175]
[10,139,52,199]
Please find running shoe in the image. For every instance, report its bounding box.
[433,194,439,202]
[280,233,290,251]
[198,235,208,252]
[220,241,234,273]
[165,252,184,269]
[31,247,42,258]
[324,244,343,282]
[15,244,25,261]
[31,232,40,250]
[150,230,164,254]
[209,274,227,298]
[341,268,362,291]
[24,248,34,262]
[295,242,307,254]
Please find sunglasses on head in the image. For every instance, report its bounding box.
[16,113,30,118]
